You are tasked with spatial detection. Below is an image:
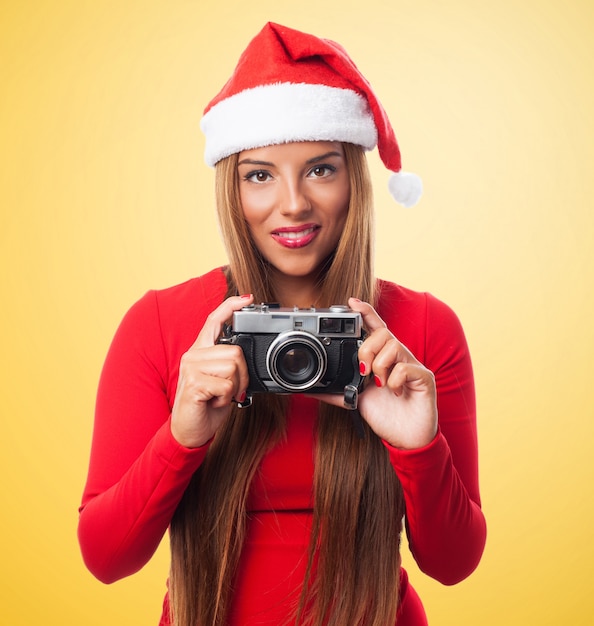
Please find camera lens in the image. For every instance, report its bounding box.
[267,331,327,391]
[278,346,317,382]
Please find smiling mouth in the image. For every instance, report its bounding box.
[273,226,317,239]
[271,225,320,248]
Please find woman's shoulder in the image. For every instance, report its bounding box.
[151,266,228,305]
[376,278,456,318]
[103,267,229,370]
[376,278,466,363]
[119,267,228,340]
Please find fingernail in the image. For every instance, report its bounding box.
[351,298,362,303]
[374,375,382,388]
[359,361,367,376]
[240,294,252,299]
[237,391,247,402]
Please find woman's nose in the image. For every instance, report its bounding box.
[279,178,312,217]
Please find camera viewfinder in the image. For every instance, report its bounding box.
[320,317,342,334]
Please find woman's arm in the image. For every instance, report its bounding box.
[78,292,208,583]
[78,289,253,584]
[343,292,485,584]
[386,294,486,584]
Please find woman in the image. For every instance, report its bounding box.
[78,22,486,626]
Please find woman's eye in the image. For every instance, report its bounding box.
[308,165,335,178]
[245,170,271,183]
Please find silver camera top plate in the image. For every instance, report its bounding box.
[232,304,362,338]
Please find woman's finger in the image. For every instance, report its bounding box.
[347,297,387,332]
[193,293,254,348]
[357,326,421,384]
[385,361,435,397]
[179,344,250,402]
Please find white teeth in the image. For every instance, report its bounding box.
[276,227,315,239]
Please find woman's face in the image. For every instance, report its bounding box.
[237,141,350,286]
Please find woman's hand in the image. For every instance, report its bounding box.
[320,298,438,450]
[170,294,253,448]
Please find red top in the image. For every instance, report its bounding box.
[78,267,486,625]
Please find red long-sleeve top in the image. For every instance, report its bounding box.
[78,267,486,625]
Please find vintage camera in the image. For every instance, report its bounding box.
[219,304,367,409]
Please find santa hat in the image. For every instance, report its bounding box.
[200,22,422,208]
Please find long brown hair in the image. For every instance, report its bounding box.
[169,143,405,625]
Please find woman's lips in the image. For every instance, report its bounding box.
[271,225,320,248]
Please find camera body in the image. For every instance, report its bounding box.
[219,304,366,409]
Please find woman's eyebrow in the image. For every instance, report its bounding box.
[306,151,343,164]
[237,151,343,168]
[237,158,274,167]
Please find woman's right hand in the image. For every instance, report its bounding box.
[170,294,253,448]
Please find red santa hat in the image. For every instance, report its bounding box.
[200,22,422,208]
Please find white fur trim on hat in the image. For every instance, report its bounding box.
[201,82,378,166]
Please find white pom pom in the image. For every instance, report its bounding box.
[388,171,423,208]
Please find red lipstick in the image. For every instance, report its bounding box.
[271,224,320,249]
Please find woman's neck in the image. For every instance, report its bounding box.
[270,272,321,309]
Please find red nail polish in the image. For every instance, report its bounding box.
[374,375,382,388]
[240,294,252,299]
[359,361,367,376]
[237,391,247,402]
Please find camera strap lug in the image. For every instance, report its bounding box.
[343,384,359,411]
[236,394,253,408]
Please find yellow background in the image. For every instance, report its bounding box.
[1,1,593,624]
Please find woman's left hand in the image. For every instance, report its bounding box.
[320,298,438,450]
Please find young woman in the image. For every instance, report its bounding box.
[78,22,486,626]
